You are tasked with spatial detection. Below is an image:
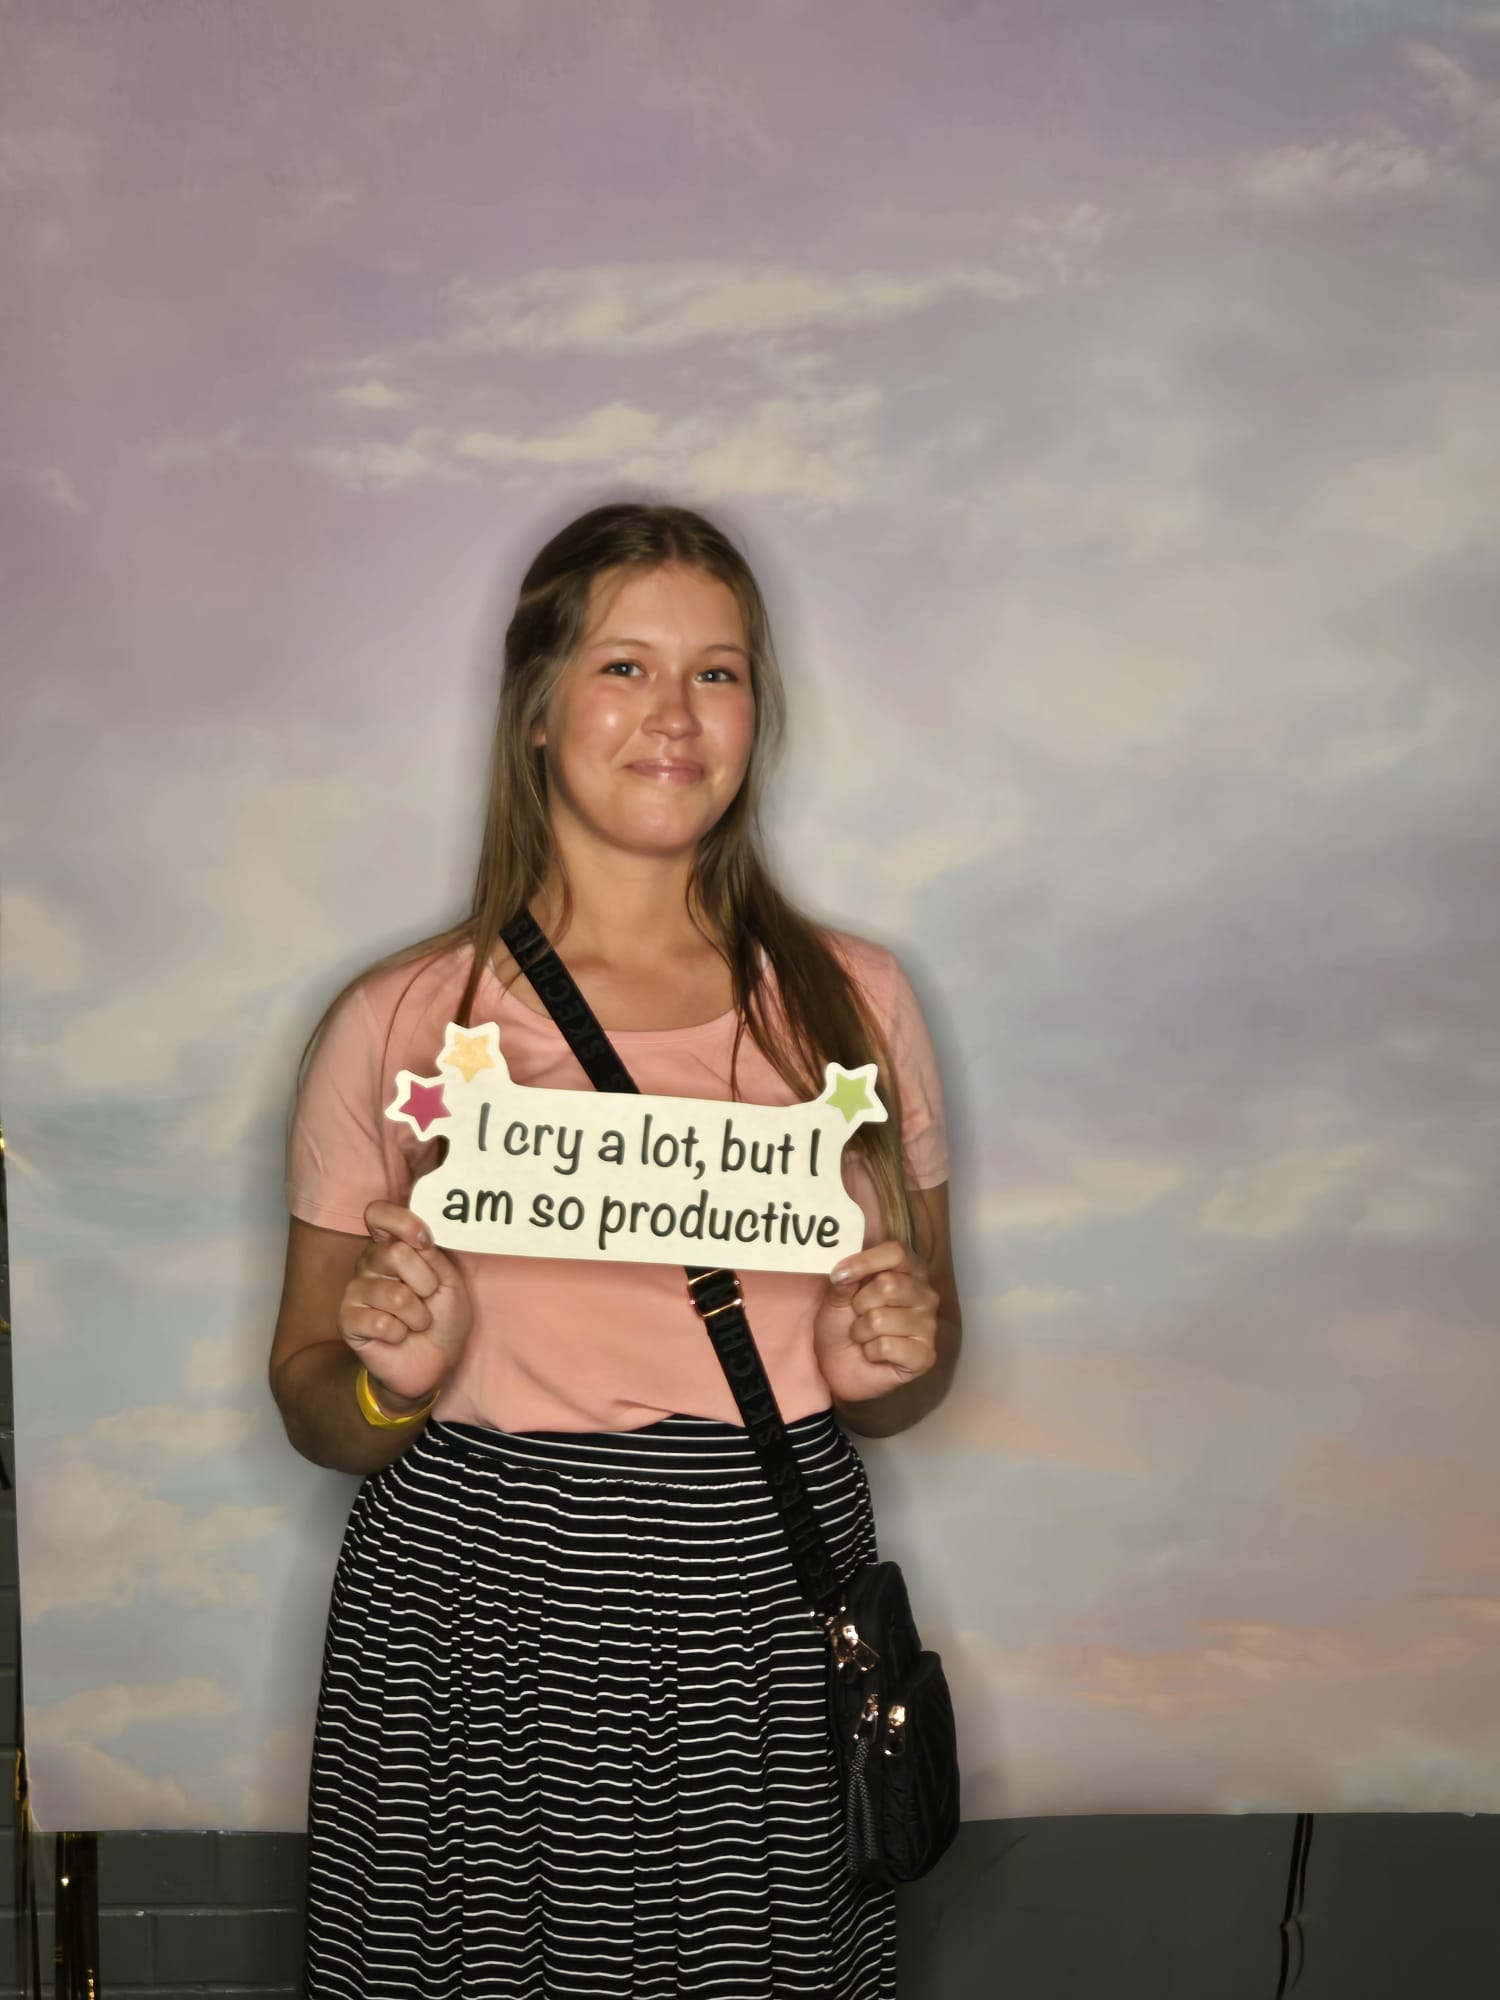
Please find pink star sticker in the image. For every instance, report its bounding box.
[398,1080,450,1133]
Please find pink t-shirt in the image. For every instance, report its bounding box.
[286,933,949,1434]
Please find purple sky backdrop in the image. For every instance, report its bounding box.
[3,0,1499,1824]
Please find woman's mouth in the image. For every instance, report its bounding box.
[626,760,704,783]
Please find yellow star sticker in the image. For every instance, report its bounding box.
[825,1070,874,1123]
[440,1030,496,1084]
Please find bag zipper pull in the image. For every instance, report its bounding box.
[883,1700,908,1759]
[827,1614,879,1672]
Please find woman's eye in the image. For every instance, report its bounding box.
[602,659,641,676]
[698,667,739,683]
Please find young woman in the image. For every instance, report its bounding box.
[270,502,962,2000]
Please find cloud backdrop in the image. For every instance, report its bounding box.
[3,0,1497,1826]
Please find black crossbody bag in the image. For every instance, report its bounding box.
[500,911,961,1887]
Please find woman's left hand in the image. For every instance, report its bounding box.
[812,1240,941,1409]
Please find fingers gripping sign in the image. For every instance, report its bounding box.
[338,1201,474,1407]
[812,1239,941,1409]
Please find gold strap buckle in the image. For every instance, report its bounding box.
[687,1269,744,1320]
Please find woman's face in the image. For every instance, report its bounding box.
[536,562,756,864]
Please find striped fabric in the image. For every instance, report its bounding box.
[304,1409,897,1999]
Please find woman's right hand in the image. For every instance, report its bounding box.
[338,1201,474,1408]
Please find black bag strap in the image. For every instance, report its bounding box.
[499,909,846,1619]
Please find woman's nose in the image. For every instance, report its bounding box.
[643,676,700,736]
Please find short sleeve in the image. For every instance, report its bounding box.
[286,981,407,1235]
[878,952,950,1190]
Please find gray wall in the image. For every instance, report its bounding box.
[2,1814,1500,1997]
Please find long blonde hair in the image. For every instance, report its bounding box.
[325,501,912,1241]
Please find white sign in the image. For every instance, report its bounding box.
[384,1022,886,1273]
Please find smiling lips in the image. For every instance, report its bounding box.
[627,759,705,783]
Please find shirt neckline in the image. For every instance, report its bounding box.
[480,958,742,1045]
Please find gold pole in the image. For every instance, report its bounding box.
[0,1118,90,1994]
[13,1746,41,1999]
[54,1832,101,1999]
[4,1128,46,1998]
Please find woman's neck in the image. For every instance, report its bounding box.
[532,847,713,972]
[512,844,736,1031]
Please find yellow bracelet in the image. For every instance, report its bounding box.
[355,1365,438,1429]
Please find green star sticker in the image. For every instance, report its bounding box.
[825,1070,874,1123]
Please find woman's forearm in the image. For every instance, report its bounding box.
[271,1340,429,1475]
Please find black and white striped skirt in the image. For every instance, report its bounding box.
[303,1408,897,1999]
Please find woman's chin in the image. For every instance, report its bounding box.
[571,802,729,861]
[614,826,717,864]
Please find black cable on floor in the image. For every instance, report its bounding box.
[1274,1812,1315,1996]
